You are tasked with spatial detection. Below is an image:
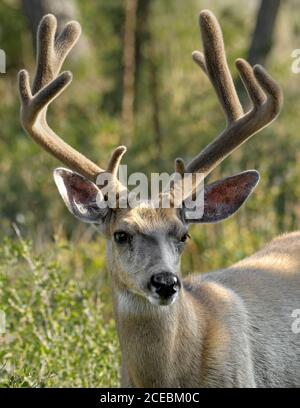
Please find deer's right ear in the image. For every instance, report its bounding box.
[53,168,108,224]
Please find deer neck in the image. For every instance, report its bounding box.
[112,285,205,387]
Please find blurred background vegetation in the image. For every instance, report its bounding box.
[0,0,300,387]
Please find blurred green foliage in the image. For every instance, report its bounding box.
[0,0,300,387]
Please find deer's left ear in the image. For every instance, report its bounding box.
[184,170,259,224]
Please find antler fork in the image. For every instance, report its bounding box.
[18,14,126,186]
[176,10,282,179]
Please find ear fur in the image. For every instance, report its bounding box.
[53,168,108,224]
[185,170,260,224]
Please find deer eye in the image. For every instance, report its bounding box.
[180,233,190,243]
[114,231,131,244]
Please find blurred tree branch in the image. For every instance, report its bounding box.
[248,0,281,66]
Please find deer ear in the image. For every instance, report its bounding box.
[53,168,108,224]
[185,170,259,224]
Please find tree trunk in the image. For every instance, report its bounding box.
[248,0,281,66]
[135,0,152,85]
[135,0,162,164]
[121,0,138,146]
[148,42,163,166]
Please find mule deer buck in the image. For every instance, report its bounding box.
[18,10,300,387]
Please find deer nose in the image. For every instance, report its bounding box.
[150,272,181,299]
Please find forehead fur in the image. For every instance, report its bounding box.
[110,204,183,234]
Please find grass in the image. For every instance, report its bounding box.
[0,235,120,387]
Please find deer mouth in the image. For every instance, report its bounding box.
[147,292,179,307]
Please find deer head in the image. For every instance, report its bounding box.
[18,11,282,307]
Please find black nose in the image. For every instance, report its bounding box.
[150,272,181,299]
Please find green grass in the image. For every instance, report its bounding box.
[0,237,120,387]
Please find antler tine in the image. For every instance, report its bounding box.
[18,14,127,185]
[107,146,127,177]
[32,14,81,93]
[235,58,266,107]
[182,9,282,177]
[192,51,207,74]
[198,10,243,124]
[175,157,186,178]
